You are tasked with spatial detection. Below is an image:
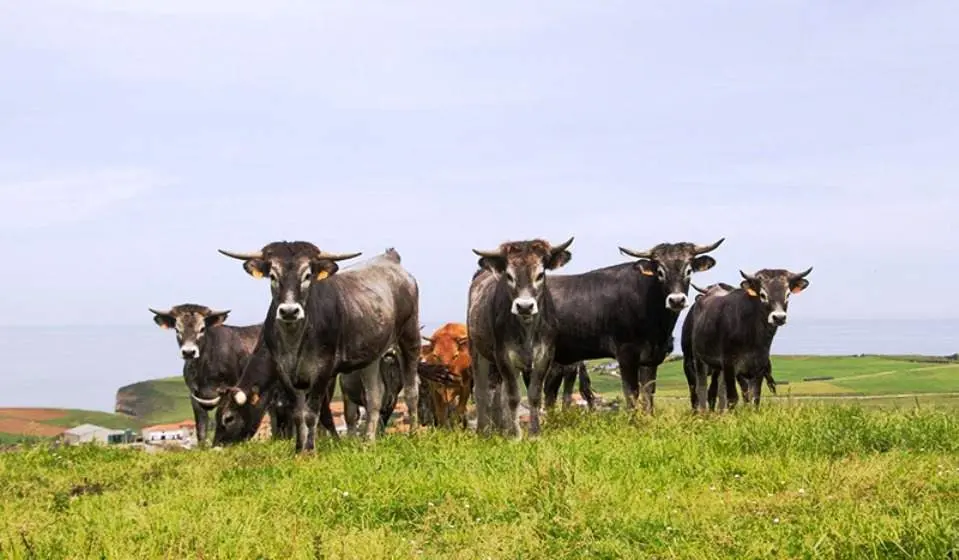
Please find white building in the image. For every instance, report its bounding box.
[62,424,131,445]
[141,421,196,445]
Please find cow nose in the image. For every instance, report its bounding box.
[512,298,537,316]
[769,311,787,326]
[277,304,303,321]
[181,347,198,359]
[666,293,687,310]
[221,410,237,427]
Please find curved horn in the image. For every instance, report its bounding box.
[789,266,814,280]
[689,282,707,294]
[618,246,654,259]
[692,237,725,255]
[472,248,503,259]
[218,249,263,260]
[147,307,170,316]
[191,393,221,407]
[551,236,575,253]
[739,269,757,282]
[316,251,362,262]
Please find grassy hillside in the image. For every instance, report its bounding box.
[2,405,958,558]
[115,376,193,425]
[0,408,142,443]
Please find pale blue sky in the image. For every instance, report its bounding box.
[1,1,957,328]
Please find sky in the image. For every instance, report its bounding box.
[1,0,957,329]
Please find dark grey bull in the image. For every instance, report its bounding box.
[687,267,812,411]
[148,304,261,444]
[468,237,574,438]
[340,347,404,435]
[546,239,725,413]
[216,242,421,452]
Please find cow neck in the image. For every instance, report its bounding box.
[273,318,309,375]
[507,298,552,370]
[742,297,778,350]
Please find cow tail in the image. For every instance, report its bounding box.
[577,363,595,405]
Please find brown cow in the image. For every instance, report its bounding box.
[420,322,472,429]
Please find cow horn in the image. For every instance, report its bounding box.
[472,248,503,259]
[316,251,362,262]
[191,393,221,407]
[618,246,654,259]
[551,236,575,253]
[218,249,263,260]
[692,237,725,255]
[789,266,813,280]
[147,307,170,316]
[740,270,757,282]
[689,282,707,294]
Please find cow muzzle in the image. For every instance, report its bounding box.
[666,293,687,311]
[511,296,538,319]
[180,343,199,360]
[277,303,304,323]
[768,310,787,326]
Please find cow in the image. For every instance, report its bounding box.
[542,361,595,410]
[688,267,812,411]
[148,304,262,444]
[544,239,725,414]
[419,323,473,429]
[340,347,404,435]
[468,237,574,439]
[215,243,421,452]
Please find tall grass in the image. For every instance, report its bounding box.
[1,404,958,559]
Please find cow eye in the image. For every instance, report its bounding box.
[506,272,516,283]
[535,272,545,282]
[759,290,769,301]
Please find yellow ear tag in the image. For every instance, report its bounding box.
[248,267,264,279]
[745,287,758,297]
[640,268,656,276]
[315,270,329,281]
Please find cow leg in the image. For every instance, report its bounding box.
[473,354,494,435]
[751,376,763,407]
[358,360,385,441]
[683,354,698,411]
[543,367,562,410]
[455,379,471,429]
[578,364,595,410]
[527,362,549,437]
[708,367,723,411]
[318,378,339,439]
[292,390,318,453]
[616,351,641,410]
[694,360,709,414]
[501,367,523,439]
[344,398,360,437]
[397,325,421,434]
[191,399,208,446]
[638,365,658,415]
[722,368,739,411]
[561,367,576,409]
[737,375,750,406]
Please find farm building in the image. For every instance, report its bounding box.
[141,421,196,444]
[61,424,135,445]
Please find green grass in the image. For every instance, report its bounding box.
[49,410,144,430]
[115,376,194,425]
[2,405,958,559]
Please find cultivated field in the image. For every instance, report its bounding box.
[1,404,958,559]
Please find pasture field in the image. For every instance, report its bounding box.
[1,404,958,559]
[0,408,142,444]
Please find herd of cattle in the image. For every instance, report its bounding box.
[148,237,812,453]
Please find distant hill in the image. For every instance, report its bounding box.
[0,407,142,444]
[115,376,192,426]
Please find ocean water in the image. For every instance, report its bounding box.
[1,319,957,412]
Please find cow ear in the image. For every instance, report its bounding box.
[455,336,469,347]
[692,255,717,272]
[695,294,704,302]
[313,259,339,281]
[740,280,759,297]
[477,256,507,274]
[790,278,810,294]
[204,310,230,328]
[250,386,261,407]
[634,259,656,276]
[150,310,175,329]
[243,259,270,279]
[546,249,572,270]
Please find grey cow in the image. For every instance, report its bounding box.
[467,237,574,439]
[687,267,813,411]
[340,346,404,435]
[216,242,422,453]
[148,304,261,444]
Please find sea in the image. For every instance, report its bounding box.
[1,318,957,412]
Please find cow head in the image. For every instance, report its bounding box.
[739,267,813,326]
[212,385,267,445]
[149,304,230,361]
[473,237,574,323]
[421,326,471,376]
[618,238,724,312]
[218,241,361,325]
[690,282,736,302]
